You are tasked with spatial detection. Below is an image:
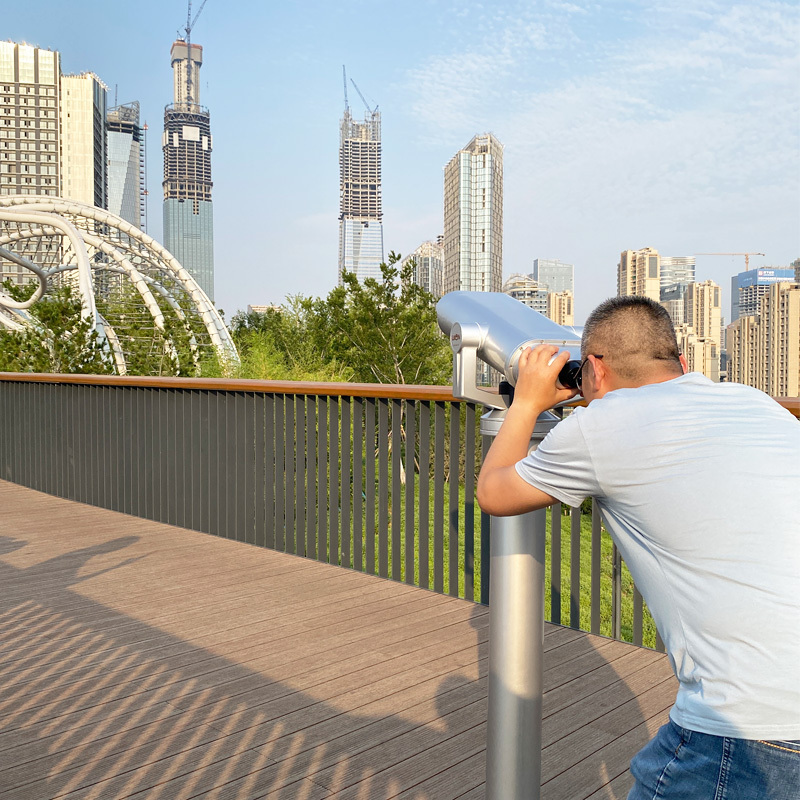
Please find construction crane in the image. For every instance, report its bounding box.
[342,65,349,112]
[179,0,209,108]
[695,252,765,271]
[350,78,377,115]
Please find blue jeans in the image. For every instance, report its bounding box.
[628,720,800,800]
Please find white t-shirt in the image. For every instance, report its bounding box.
[515,372,800,739]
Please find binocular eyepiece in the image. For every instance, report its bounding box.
[556,359,583,391]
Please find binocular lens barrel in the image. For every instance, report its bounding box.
[557,359,582,391]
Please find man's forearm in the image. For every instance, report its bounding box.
[481,401,548,472]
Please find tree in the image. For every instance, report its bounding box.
[230,253,451,385]
[318,252,451,385]
[0,283,112,374]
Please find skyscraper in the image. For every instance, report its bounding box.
[617,247,660,301]
[727,282,800,396]
[107,101,146,229]
[730,267,794,323]
[402,239,443,298]
[660,256,695,294]
[338,93,383,284]
[0,42,61,287]
[61,73,107,208]
[0,42,60,201]
[532,258,573,294]
[443,133,503,295]
[163,40,214,301]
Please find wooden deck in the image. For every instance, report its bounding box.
[0,480,676,800]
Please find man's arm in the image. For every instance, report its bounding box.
[476,345,577,517]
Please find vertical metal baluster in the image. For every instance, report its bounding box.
[254,392,266,548]
[200,391,212,533]
[656,629,666,653]
[570,505,581,629]
[275,395,285,552]
[307,395,317,560]
[633,585,643,647]
[464,403,476,601]
[480,431,491,605]
[353,397,364,571]
[329,395,339,567]
[242,392,256,544]
[341,396,351,569]
[391,398,402,581]
[591,499,602,634]
[264,394,275,549]
[551,502,562,624]
[449,402,460,597]
[419,402,430,591]
[612,543,622,640]
[317,395,327,562]
[285,394,295,554]
[404,400,416,586]
[294,394,305,556]
[226,392,239,539]
[365,397,376,575]
[378,398,389,578]
[168,389,179,527]
[211,390,223,535]
[433,401,445,594]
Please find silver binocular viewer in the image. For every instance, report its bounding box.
[436,291,582,409]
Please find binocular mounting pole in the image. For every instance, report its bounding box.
[446,326,560,800]
[482,405,559,800]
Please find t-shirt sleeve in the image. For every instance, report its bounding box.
[514,412,602,508]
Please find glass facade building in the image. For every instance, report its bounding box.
[443,133,503,294]
[532,258,573,294]
[107,101,144,229]
[338,105,383,283]
[163,41,214,301]
[730,267,794,323]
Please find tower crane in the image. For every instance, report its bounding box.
[342,65,349,112]
[350,78,378,114]
[179,0,209,108]
[695,252,765,271]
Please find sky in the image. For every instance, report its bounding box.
[4,0,800,324]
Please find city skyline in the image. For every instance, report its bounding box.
[2,0,798,323]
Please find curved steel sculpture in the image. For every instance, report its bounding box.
[0,196,237,374]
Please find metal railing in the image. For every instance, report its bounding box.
[1,373,797,650]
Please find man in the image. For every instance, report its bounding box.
[477,296,800,799]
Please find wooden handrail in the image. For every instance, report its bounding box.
[0,371,458,401]
[0,372,797,416]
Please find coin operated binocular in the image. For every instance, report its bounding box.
[436,291,584,800]
[437,291,582,431]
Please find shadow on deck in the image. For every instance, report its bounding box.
[0,480,675,800]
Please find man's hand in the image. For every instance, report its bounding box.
[476,345,576,516]
[513,345,579,418]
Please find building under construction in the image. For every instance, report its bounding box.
[162,40,214,301]
[107,101,147,230]
[338,71,383,284]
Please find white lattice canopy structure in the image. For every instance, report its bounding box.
[0,196,237,374]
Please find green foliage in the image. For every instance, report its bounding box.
[96,282,208,377]
[0,282,112,375]
[230,252,452,385]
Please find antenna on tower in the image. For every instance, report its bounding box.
[342,65,349,112]
[181,0,209,108]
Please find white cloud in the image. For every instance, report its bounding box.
[398,0,799,319]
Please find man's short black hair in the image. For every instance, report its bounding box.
[582,296,682,381]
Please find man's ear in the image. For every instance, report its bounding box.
[679,354,688,374]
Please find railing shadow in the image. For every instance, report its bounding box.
[0,484,671,800]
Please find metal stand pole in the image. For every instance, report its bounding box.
[482,408,558,800]
[485,508,546,799]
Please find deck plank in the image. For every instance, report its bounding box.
[0,480,675,800]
